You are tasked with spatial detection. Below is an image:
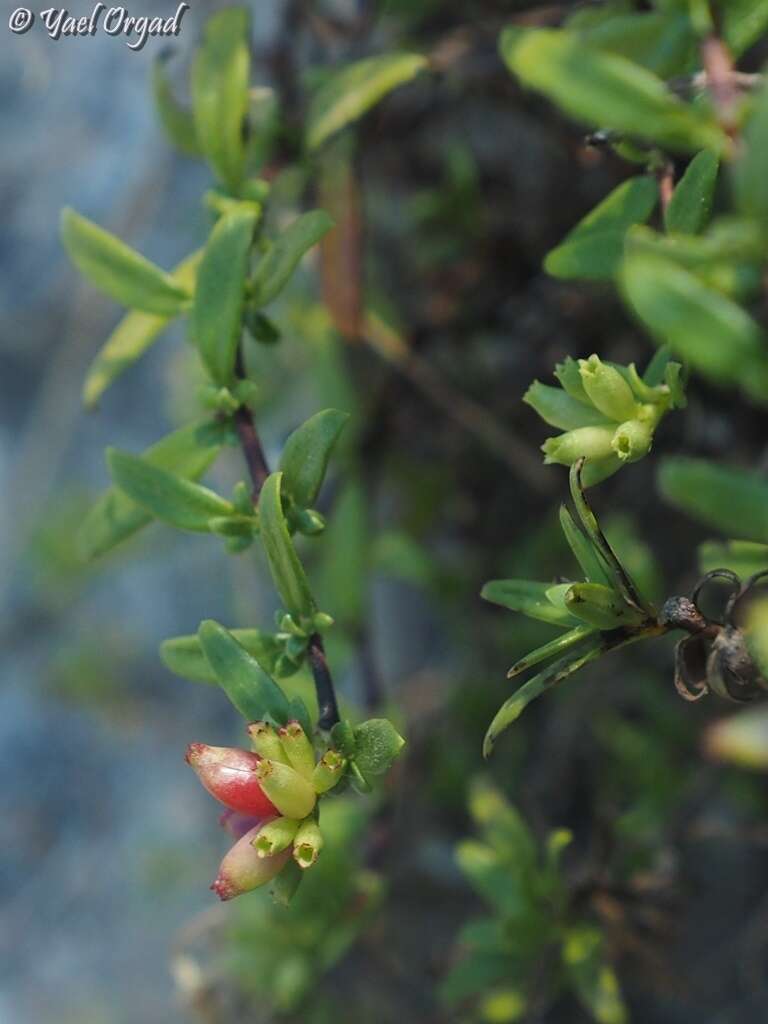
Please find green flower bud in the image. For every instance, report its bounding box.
[312,749,347,794]
[252,816,300,857]
[313,612,334,631]
[291,508,326,536]
[542,426,615,466]
[208,514,257,537]
[278,720,316,780]
[254,758,317,819]
[232,480,254,516]
[611,418,654,463]
[292,819,324,869]
[247,721,289,764]
[578,354,638,422]
[285,635,309,660]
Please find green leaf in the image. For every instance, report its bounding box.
[258,472,317,621]
[699,540,768,578]
[723,0,768,57]
[564,582,645,630]
[484,643,604,756]
[620,252,766,388]
[352,719,405,777]
[107,448,233,532]
[664,150,719,235]
[307,53,428,151]
[191,7,251,189]
[160,628,281,683]
[61,208,190,316]
[524,382,613,431]
[197,619,291,723]
[658,458,768,542]
[279,409,350,508]
[191,208,257,384]
[559,505,612,585]
[734,83,768,237]
[563,927,627,1024]
[544,176,658,280]
[481,579,581,627]
[251,211,334,309]
[152,53,201,157]
[507,625,596,679]
[79,421,226,559]
[499,27,725,153]
[82,250,202,409]
[580,12,695,78]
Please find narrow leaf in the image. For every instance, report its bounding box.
[484,643,604,756]
[191,7,250,189]
[251,211,334,308]
[307,53,428,151]
[191,208,256,384]
[507,624,596,679]
[559,505,612,585]
[664,150,719,235]
[61,208,190,316]
[279,409,350,508]
[198,619,291,723]
[152,53,201,157]
[83,251,202,408]
[107,448,233,532]
[258,472,316,620]
[481,579,581,627]
[160,628,281,683]
[79,421,226,559]
[570,461,649,613]
[545,176,658,280]
[734,82,768,236]
[658,458,768,542]
[500,27,725,153]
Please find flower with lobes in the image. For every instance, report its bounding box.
[186,715,404,900]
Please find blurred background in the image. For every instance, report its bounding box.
[3,1,768,1022]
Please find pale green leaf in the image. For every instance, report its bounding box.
[279,408,349,508]
[83,250,202,408]
[61,208,190,316]
[191,7,251,189]
[191,207,257,384]
[307,53,428,151]
[500,27,725,153]
[258,472,316,620]
[79,421,226,559]
[107,448,233,532]
[251,211,334,308]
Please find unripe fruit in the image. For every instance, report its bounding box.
[186,743,278,818]
[278,720,316,779]
[211,824,291,901]
[293,818,324,869]
[611,418,653,463]
[247,721,289,764]
[542,426,615,466]
[254,758,317,819]
[312,749,346,793]
[252,816,300,857]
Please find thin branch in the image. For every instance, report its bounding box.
[233,405,270,503]
[234,349,340,731]
[307,633,340,731]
